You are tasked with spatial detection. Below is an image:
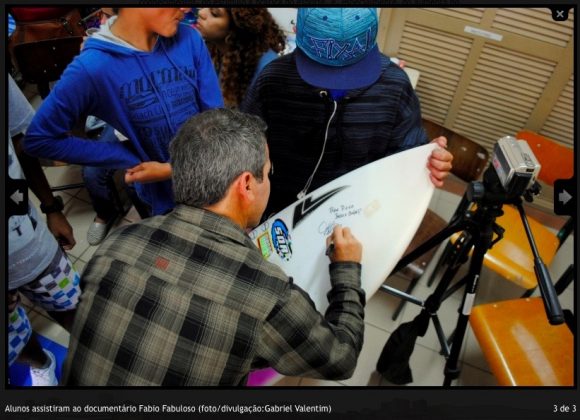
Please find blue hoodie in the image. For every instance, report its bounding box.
[24,23,223,215]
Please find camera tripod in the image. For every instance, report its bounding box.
[380,166,564,386]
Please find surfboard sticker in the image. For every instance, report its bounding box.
[248,143,437,386]
[256,232,274,259]
[271,219,293,261]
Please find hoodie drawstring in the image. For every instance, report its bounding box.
[134,54,175,134]
[132,40,203,135]
[160,41,201,108]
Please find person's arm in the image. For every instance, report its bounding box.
[427,137,453,187]
[23,59,141,169]
[256,226,365,380]
[12,134,76,250]
[124,161,172,184]
[9,74,76,249]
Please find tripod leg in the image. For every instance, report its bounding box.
[427,229,473,288]
[429,262,469,356]
[425,194,473,287]
[412,232,475,358]
[443,224,492,386]
[429,233,472,302]
[521,287,536,298]
[426,241,453,287]
[383,221,472,320]
[431,314,451,357]
[392,276,420,321]
[554,265,574,295]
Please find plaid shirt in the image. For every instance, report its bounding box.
[64,205,365,386]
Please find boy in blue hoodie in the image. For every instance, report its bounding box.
[24,8,223,216]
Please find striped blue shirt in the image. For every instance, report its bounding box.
[241,51,428,214]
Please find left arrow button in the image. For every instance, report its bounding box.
[11,189,24,204]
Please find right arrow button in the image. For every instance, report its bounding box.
[554,178,576,216]
[558,189,572,205]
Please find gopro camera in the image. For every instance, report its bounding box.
[491,136,541,197]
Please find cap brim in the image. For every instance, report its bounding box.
[295,45,381,90]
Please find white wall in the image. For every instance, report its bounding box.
[268,8,297,34]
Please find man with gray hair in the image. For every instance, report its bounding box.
[64,108,365,386]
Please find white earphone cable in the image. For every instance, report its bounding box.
[297,98,338,199]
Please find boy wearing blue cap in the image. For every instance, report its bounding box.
[242,8,453,215]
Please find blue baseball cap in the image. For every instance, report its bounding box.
[295,8,381,90]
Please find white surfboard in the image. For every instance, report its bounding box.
[247,143,437,386]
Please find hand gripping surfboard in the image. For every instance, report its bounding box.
[247,143,437,385]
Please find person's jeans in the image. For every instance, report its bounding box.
[82,125,149,221]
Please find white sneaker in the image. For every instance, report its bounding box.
[30,349,58,386]
[87,217,115,246]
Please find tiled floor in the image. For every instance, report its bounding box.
[19,83,574,387]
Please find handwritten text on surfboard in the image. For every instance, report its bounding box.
[329,204,363,218]
[318,203,363,236]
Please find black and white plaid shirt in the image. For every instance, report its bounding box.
[64,205,365,386]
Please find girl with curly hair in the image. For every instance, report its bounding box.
[196,8,286,107]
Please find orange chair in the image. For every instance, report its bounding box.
[470,295,573,386]
[427,131,573,295]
